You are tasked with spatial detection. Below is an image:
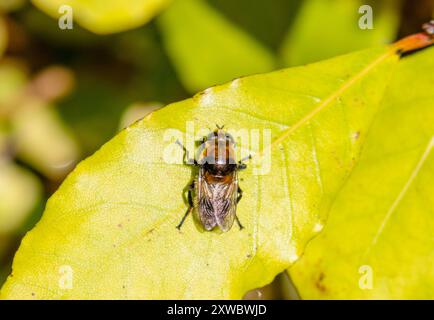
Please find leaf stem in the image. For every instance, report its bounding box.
[393,22,434,54]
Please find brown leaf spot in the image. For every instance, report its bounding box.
[315,272,327,293]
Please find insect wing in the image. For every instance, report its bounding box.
[196,169,217,230]
[214,173,238,232]
[196,170,238,232]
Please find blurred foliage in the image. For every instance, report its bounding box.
[0,161,42,235]
[158,0,275,93]
[398,0,434,37]
[280,0,401,66]
[12,100,79,179]
[0,0,432,298]
[209,0,302,51]
[119,102,163,130]
[0,61,80,179]
[0,16,7,56]
[0,0,26,13]
[0,60,26,105]
[31,0,171,34]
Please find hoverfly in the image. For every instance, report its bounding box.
[176,125,250,232]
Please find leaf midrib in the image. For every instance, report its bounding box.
[257,47,398,159]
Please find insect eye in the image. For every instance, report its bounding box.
[207,132,217,140]
[225,133,234,143]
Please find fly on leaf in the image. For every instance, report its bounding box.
[176,125,250,232]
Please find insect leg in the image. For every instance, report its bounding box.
[175,140,197,166]
[187,181,195,206]
[237,186,243,203]
[237,154,252,170]
[177,182,195,230]
[176,207,193,230]
[235,187,244,230]
[235,216,244,230]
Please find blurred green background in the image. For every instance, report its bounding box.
[0,0,433,299]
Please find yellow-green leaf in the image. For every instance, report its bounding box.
[158,0,275,93]
[280,0,400,66]
[289,47,434,299]
[1,45,400,299]
[31,0,171,34]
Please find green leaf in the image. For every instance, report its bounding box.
[31,0,171,34]
[0,46,399,299]
[289,47,434,299]
[280,0,400,66]
[158,0,275,93]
